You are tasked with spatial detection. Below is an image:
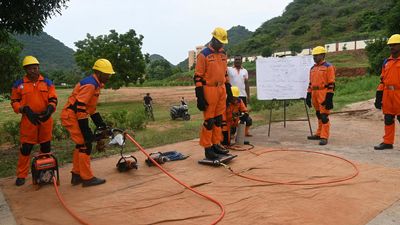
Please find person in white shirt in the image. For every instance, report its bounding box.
[227,55,250,106]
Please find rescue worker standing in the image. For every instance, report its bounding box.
[61,59,114,187]
[306,46,336,145]
[194,27,233,159]
[222,86,252,146]
[374,34,400,150]
[11,56,58,186]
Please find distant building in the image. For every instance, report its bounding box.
[188,50,196,70]
[188,45,205,70]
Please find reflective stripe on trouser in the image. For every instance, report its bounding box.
[16,152,30,178]
[383,124,395,144]
[199,85,226,147]
[61,109,94,180]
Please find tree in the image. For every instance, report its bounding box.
[261,46,273,57]
[0,0,68,94]
[0,0,68,35]
[147,59,173,80]
[74,29,148,89]
[365,39,390,75]
[365,0,399,75]
[0,34,23,94]
[289,43,302,55]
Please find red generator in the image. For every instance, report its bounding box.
[31,153,60,189]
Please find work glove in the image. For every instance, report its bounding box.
[39,105,55,122]
[90,112,107,129]
[20,106,41,125]
[306,92,312,108]
[78,118,94,144]
[322,92,334,110]
[225,83,233,103]
[240,112,249,123]
[374,90,383,109]
[195,86,208,111]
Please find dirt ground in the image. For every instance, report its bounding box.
[1,96,400,225]
[100,86,197,106]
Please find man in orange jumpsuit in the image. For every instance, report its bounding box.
[222,86,252,146]
[194,27,233,159]
[374,34,400,150]
[61,59,114,187]
[11,56,58,186]
[306,46,336,145]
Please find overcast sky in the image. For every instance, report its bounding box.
[44,0,292,65]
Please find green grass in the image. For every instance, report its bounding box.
[0,75,380,178]
[326,51,369,68]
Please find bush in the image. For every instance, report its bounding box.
[2,120,20,146]
[52,122,70,141]
[103,108,147,130]
[365,38,390,75]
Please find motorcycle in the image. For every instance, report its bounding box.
[170,104,190,121]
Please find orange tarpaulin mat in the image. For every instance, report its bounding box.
[1,140,400,225]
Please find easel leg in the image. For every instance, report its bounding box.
[268,100,274,137]
[283,100,287,128]
[304,99,313,136]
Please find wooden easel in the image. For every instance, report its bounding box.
[267,98,313,137]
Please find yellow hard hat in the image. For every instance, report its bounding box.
[212,27,228,44]
[312,46,327,55]
[22,56,40,67]
[92,58,115,75]
[231,86,240,97]
[387,34,400,45]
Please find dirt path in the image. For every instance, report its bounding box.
[1,99,400,225]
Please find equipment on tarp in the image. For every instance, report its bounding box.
[198,154,237,167]
[106,128,139,172]
[31,152,60,190]
[145,151,189,167]
[145,152,169,167]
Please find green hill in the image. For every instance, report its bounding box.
[230,0,393,56]
[225,25,253,53]
[14,32,76,72]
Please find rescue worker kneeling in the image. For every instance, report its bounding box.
[11,56,58,186]
[61,59,114,187]
[222,86,252,146]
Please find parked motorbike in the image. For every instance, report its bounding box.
[170,104,190,120]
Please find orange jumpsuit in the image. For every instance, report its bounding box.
[11,75,57,178]
[222,98,248,145]
[307,61,336,139]
[61,75,102,180]
[194,45,229,148]
[376,56,400,144]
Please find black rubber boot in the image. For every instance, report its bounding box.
[307,135,321,140]
[82,177,106,187]
[15,178,25,186]
[319,139,328,145]
[374,143,393,150]
[213,144,229,155]
[71,172,82,186]
[205,147,219,160]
